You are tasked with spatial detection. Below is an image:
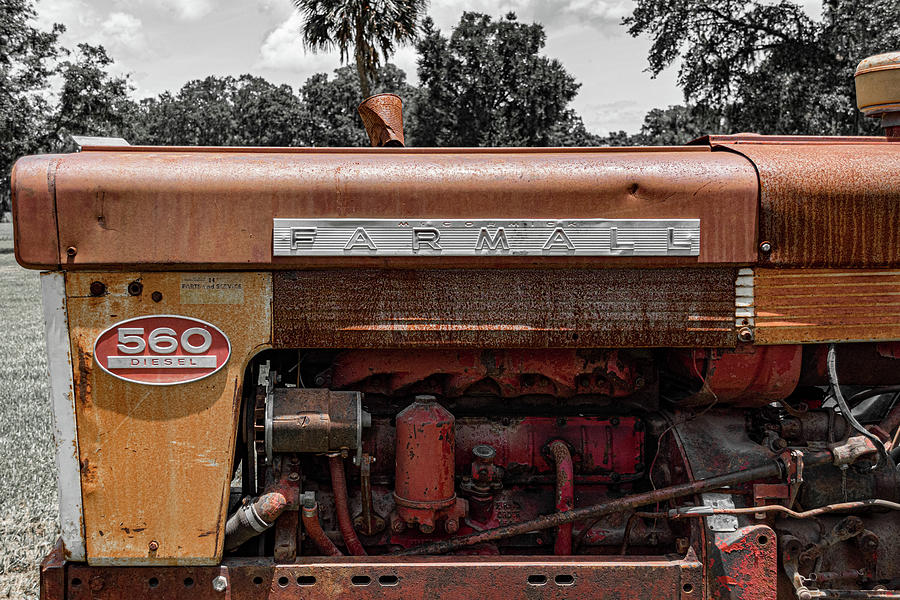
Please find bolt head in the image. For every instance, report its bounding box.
[391,519,406,533]
[89,281,106,296]
[212,575,228,592]
[65,246,77,257]
[148,540,159,551]
[445,519,459,534]
[759,241,772,253]
[288,472,299,481]
[418,522,435,534]
[738,327,754,342]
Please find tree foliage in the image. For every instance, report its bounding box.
[1,0,64,214]
[625,0,900,135]
[412,13,588,147]
[292,0,426,98]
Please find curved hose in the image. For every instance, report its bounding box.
[301,502,343,556]
[328,454,367,555]
[827,344,888,470]
[549,440,574,555]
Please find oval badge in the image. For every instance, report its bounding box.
[94,315,231,385]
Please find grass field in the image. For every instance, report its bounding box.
[0,222,59,599]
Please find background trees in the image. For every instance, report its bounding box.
[625,0,900,138]
[412,13,594,147]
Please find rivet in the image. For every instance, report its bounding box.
[89,281,106,296]
[759,241,772,254]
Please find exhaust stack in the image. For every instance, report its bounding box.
[357,93,405,147]
[855,51,900,139]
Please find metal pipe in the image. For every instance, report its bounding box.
[328,454,367,555]
[300,498,342,557]
[549,440,573,555]
[399,451,834,556]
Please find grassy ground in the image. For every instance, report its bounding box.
[0,222,59,599]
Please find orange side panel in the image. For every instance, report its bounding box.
[10,154,61,269]
[66,272,271,565]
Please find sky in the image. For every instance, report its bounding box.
[33,0,686,134]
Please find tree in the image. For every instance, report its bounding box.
[292,0,427,98]
[412,13,584,147]
[1,0,64,216]
[52,44,139,146]
[625,0,900,135]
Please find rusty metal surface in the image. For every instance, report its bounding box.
[709,525,777,600]
[331,349,644,398]
[752,269,900,344]
[10,154,60,269]
[65,272,272,565]
[12,147,758,270]
[358,93,405,147]
[273,268,738,348]
[710,141,900,267]
[667,345,802,407]
[50,555,704,600]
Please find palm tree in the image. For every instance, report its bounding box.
[292,0,427,98]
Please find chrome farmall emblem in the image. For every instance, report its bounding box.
[273,218,700,257]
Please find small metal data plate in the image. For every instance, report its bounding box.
[273,218,700,257]
[701,493,739,532]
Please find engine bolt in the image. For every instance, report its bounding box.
[445,519,459,534]
[66,246,77,257]
[759,241,772,254]
[89,281,106,296]
[212,575,228,592]
[151,291,163,303]
[419,523,435,534]
[288,472,299,481]
[391,520,406,533]
[128,281,143,296]
[148,540,159,551]
[738,327,754,343]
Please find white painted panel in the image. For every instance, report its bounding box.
[41,272,85,561]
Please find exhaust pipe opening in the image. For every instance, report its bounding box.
[357,93,405,147]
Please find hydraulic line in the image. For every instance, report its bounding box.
[635,499,900,520]
[328,454,367,555]
[300,498,342,557]
[549,440,574,555]
[398,449,836,556]
[827,344,889,470]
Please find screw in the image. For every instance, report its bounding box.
[151,291,163,303]
[759,241,772,254]
[89,281,106,296]
[66,246,77,257]
[288,472,299,481]
[212,575,228,592]
[128,281,143,296]
[148,540,159,551]
[738,327,754,343]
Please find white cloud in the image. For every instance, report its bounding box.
[113,0,213,21]
[100,12,148,54]
[255,12,341,74]
[35,0,92,29]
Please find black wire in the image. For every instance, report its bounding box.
[827,344,889,471]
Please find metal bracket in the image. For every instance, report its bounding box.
[701,493,738,532]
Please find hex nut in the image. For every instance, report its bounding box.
[128,281,143,296]
[148,540,159,551]
[151,291,163,303]
[738,327,754,343]
[212,575,228,592]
